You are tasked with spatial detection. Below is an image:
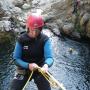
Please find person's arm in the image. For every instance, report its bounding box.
[44,39,54,67]
[13,42,29,69]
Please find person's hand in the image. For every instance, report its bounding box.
[41,64,48,73]
[29,63,38,71]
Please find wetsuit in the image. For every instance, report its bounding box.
[10,32,53,90]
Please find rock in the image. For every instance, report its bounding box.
[80,13,89,26]
[86,20,90,38]
[0,1,6,18]
[22,3,31,10]
[12,0,24,7]
[0,20,11,31]
[12,7,22,15]
[71,31,81,39]
[0,8,5,18]
[56,19,64,30]
[71,14,76,23]
[14,27,26,33]
[68,48,74,54]
[62,23,74,35]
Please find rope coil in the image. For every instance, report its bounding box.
[22,67,66,90]
[38,67,66,90]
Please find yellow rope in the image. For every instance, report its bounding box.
[22,67,66,90]
[37,67,66,90]
[22,71,33,90]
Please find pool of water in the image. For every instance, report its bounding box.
[0,30,90,90]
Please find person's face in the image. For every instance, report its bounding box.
[28,28,41,38]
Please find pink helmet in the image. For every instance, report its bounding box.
[26,14,44,30]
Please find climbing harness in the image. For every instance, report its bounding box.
[22,66,66,90]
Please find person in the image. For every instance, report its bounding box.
[10,14,53,90]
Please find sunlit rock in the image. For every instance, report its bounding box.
[0,21,11,31]
[80,13,89,26]
[22,3,31,10]
[86,20,90,38]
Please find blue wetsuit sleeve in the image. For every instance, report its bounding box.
[13,42,29,69]
[44,39,54,67]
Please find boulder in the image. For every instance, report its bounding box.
[86,20,90,38]
[62,23,74,35]
[12,0,24,7]
[0,20,11,31]
[22,3,31,10]
[11,7,22,15]
[80,13,89,26]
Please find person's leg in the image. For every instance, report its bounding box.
[34,74,51,90]
[9,73,29,90]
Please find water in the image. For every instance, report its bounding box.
[0,29,90,90]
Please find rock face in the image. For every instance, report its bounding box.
[62,0,90,39]
[86,20,90,38]
[0,0,90,43]
[40,0,90,40]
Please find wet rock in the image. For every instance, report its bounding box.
[0,31,15,50]
[22,3,31,10]
[86,20,90,38]
[68,48,74,54]
[80,13,89,26]
[71,31,81,39]
[62,23,74,35]
[0,20,11,31]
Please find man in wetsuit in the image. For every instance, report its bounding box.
[10,14,53,90]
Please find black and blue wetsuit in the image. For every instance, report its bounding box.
[10,32,53,90]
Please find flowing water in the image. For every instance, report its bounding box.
[0,29,90,90]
